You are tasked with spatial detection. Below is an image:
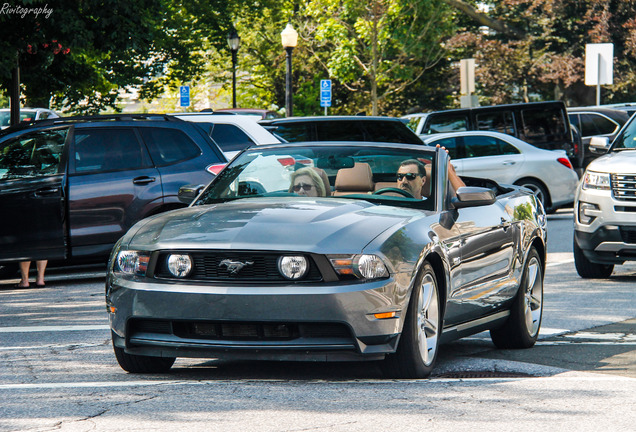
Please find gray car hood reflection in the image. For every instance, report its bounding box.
[129,197,425,253]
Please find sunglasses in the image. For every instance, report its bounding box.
[292,183,314,191]
[397,173,420,181]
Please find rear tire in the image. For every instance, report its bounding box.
[382,262,441,378]
[113,344,175,373]
[573,236,614,278]
[490,247,543,349]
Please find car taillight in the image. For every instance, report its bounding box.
[206,163,226,175]
[557,157,573,169]
[277,157,295,166]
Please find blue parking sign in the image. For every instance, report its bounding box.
[180,86,190,107]
[320,79,331,107]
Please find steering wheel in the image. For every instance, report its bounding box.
[373,187,414,198]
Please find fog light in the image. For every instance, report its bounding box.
[578,202,599,225]
[167,254,193,278]
[278,256,308,280]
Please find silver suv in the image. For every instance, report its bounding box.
[573,116,636,278]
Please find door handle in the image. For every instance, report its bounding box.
[33,187,60,197]
[133,176,156,185]
[502,160,516,166]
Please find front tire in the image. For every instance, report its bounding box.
[490,247,543,349]
[113,345,175,373]
[573,236,614,278]
[382,262,441,378]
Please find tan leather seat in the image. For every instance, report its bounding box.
[422,165,431,197]
[334,163,374,196]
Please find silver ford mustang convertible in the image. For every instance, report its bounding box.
[106,142,547,378]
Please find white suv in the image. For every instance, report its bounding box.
[573,116,636,278]
[171,112,280,159]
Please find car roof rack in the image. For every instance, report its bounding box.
[0,113,189,136]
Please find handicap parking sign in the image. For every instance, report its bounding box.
[180,86,190,107]
[320,79,331,107]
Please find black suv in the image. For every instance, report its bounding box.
[259,116,424,144]
[0,114,226,277]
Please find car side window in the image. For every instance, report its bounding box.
[0,127,68,179]
[426,115,468,134]
[520,107,567,143]
[209,123,255,153]
[475,112,515,135]
[271,123,313,142]
[74,128,145,173]
[140,128,201,166]
[579,113,619,137]
[430,137,459,158]
[463,136,518,158]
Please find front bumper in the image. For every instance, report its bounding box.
[575,186,636,264]
[106,274,410,361]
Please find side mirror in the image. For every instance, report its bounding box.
[178,184,205,205]
[451,186,496,209]
[589,136,611,154]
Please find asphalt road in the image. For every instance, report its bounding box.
[0,208,635,431]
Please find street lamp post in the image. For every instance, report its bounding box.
[227,29,240,109]
[280,23,298,117]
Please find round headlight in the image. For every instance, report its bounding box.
[278,255,308,280]
[355,255,388,279]
[167,254,193,278]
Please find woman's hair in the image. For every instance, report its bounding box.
[288,167,326,197]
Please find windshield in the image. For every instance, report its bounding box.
[612,117,636,150]
[195,144,436,210]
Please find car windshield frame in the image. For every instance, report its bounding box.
[194,143,437,210]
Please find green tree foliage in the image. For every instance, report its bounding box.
[302,0,455,115]
[443,0,636,106]
[0,0,236,113]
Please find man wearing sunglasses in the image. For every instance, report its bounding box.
[397,159,428,199]
[397,151,465,200]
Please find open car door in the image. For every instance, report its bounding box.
[0,127,69,263]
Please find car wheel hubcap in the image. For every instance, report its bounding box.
[416,273,439,366]
[524,256,543,337]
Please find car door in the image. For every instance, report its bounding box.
[458,135,524,184]
[0,127,69,261]
[67,127,163,259]
[450,200,517,323]
[138,126,223,205]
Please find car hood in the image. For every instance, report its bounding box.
[588,150,636,173]
[124,197,426,253]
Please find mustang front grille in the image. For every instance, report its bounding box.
[611,174,636,201]
[153,251,323,282]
